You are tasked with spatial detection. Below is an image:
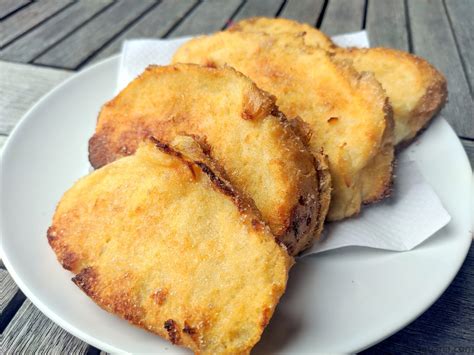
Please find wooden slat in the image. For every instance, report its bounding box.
[279,0,325,25]
[0,0,31,19]
[408,0,474,139]
[366,0,408,50]
[0,269,18,313]
[232,0,285,22]
[168,0,243,37]
[445,0,474,92]
[0,61,71,135]
[0,0,113,64]
[34,0,156,70]
[90,0,197,63]
[2,300,89,354]
[461,139,474,168]
[320,0,365,35]
[0,0,73,48]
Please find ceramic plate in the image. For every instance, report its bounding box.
[1,56,472,353]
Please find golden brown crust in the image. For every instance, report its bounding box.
[88,63,328,255]
[49,137,293,354]
[173,32,393,221]
[230,17,447,148]
[287,117,332,251]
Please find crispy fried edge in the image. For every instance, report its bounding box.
[337,47,448,148]
[288,117,332,251]
[395,56,447,148]
[266,108,331,254]
[49,136,294,353]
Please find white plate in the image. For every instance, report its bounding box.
[1,56,472,354]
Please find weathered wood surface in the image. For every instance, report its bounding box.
[0,1,473,353]
[0,61,71,135]
[0,0,30,19]
[408,0,474,139]
[366,0,408,50]
[2,300,90,354]
[0,269,24,336]
[320,0,365,35]
[232,0,284,22]
[168,0,243,37]
[34,0,157,69]
[0,269,18,314]
[0,0,113,63]
[445,0,474,93]
[0,0,73,47]
[279,0,325,25]
[90,0,198,63]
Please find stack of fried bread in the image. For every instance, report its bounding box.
[174,17,447,219]
[48,17,447,354]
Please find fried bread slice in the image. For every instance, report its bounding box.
[231,17,447,146]
[89,64,329,255]
[48,136,293,354]
[173,32,393,220]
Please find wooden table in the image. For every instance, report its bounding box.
[1,0,473,353]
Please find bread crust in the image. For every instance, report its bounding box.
[49,136,293,354]
[88,64,328,255]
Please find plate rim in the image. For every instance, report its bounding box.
[1,54,127,354]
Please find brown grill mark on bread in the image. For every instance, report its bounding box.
[47,227,80,271]
[164,319,181,345]
[260,307,272,328]
[151,288,168,306]
[72,267,98,297]
[183,321,197,335]
[88,128,112,169]
[196,162,235,198]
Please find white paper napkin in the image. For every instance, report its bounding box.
[303,155,451,255]
[117,31,451,254]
